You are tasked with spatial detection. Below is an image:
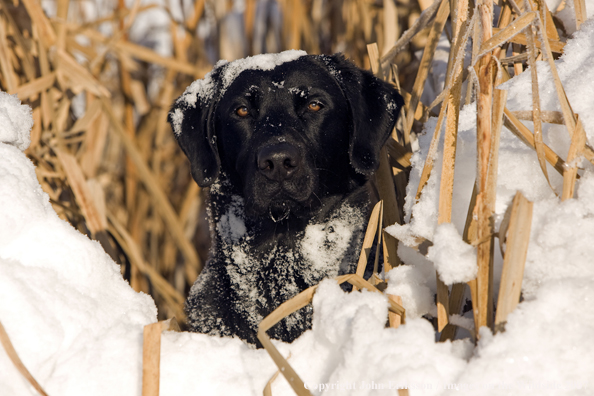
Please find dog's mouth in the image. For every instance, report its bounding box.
[268,202,291,222]
[244,190,315,222]
[242,161,319,222]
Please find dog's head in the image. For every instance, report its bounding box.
[169,51,403,221]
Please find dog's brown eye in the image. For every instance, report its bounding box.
[308,102,322,112]
[236,106,249,117]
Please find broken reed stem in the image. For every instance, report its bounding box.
[440,184,478,342]
[388,294,404,328]
[367,43,403,272]
[494,192,533,333]
[435,0,469,333]
[142,318,180,396]
[526,20,553,191]
[573,0,587,30]
[380,0,441,70]
[562,115,587,200]
[503,108,568,175]
[414,98,449,202]
[474,0,495,335]
[263,368,282,396]
[355,200,384,280]
[403,0,450,137]
[0,321,49,396]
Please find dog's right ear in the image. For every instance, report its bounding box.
[168,76,221,187]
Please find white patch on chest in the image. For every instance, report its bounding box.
[300,204,364,282]
[216,195,247,243]
[217,197,365,331]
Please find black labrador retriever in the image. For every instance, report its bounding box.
[169,51,403,345]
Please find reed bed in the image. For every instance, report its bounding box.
[0,0,435,323]
[0,0,591,394]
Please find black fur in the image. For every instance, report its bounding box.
[169,53,403,345]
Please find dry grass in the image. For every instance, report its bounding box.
[0,0,434,324]
[0,0,592,394]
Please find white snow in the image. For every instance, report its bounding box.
[0,98,157,395]
[385,253,436,319]
[301,204,365,280]
[427,223,477,285]
[0,92,32,151]
[3,15,594,396]
[446,278,594,395]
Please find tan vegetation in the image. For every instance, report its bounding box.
[0,0,591,394]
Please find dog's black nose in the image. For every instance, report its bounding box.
[257,143,301,181]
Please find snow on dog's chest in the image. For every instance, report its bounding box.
[300,204,364,280]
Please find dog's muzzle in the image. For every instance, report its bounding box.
[257,142,302,183]
[250,141,315,221]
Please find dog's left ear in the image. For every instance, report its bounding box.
[168,71,222,187]
[323,54,404,176]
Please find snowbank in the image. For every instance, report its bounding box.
[2,17,594,396]
[0,94,157,395]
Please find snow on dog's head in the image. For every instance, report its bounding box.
[170,50,307,137]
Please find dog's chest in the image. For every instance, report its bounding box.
[212,192,365,329]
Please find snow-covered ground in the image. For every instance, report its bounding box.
[2,15,594,396]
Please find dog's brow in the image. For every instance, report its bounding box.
[288,86,309,98]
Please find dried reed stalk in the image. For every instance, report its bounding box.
[142,318,180,396]
[108,212,186,320]
[55,149,107,235]
[0,321,49,396]
[440,184,478,341]
[383,0,400,56]
[355,200,384,279]
[403,0,450,137]
[573,0,587,29]
[491,27,566,53]
[533,7,577,140]
[263,369,282,396]
[503,108,568,175]
[435,0,470,332]
[511,110,566,125]
[388,294,404,328]
[479,11,536,56]
[562,116,587,200]
[526,20,552,191]
[474,0,496,335]
[380,0,441,70]
[414,97,448,203]
[367,43,404,271]
[494,192,533,333]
